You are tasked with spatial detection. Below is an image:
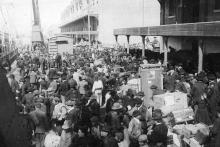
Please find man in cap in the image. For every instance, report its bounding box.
[59,73,70,104]
[45,72,58,96]
[191,72,212,125]
[86,95,100,118]
[78,76,88,96]
[207,73,219,122]
[21,76,32,96]
[22,88,35,107]
[147,109,168,147]
[175,74,188,93]
[30,102,49,147]
[106,102,123,131]
[52,96,66,121]
[39,75,48,92]
[119,79,129,96]
[8,74,19,94]
[128,110,142,147]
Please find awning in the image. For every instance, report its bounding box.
[60,31,98,35]
[114,21,220,37]
[60,14,98,28]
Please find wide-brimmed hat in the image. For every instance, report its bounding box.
[150,85,158,90]
[111,102,123,110]
[207,74,216,81]
[137,91,145,97]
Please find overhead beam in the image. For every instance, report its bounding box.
[114,21,220,37]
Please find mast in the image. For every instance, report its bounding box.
[31,0,44,49]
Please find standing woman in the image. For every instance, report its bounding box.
[92,75,103,106]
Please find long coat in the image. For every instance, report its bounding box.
[211,117,220,147]
[191,81,212,125]
[30,108,49,134]
[207,83,219,122]
[191,81,207,104]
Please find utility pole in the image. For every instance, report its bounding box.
[142,0,145,27]
[88,0,91,51]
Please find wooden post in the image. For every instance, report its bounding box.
[76,35,78,44]
[115,35,118,50]
[126,35,130,54]
[141,35,146,57]
[198,39,204,73]
[163,37,168,66]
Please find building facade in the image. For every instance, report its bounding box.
[160,0,220,24]
[114,0,220,72]
[0,5,17,62]
[60,0,160,46]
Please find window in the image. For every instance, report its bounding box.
[169,0,175,16]
[56,41,68,44]
[215,0,220,10]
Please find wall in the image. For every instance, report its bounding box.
[162,0,220,25]
[49,35,74,55]
[57,36,73,55]
[48,37,57,55]
[204,38,220,54]
[167,37,192,51]
[98,0,160,46]
[206,0,220,21]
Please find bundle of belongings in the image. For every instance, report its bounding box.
[153,91,194,123]
[173,123,210,145]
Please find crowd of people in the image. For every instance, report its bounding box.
[3,47,220,147]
